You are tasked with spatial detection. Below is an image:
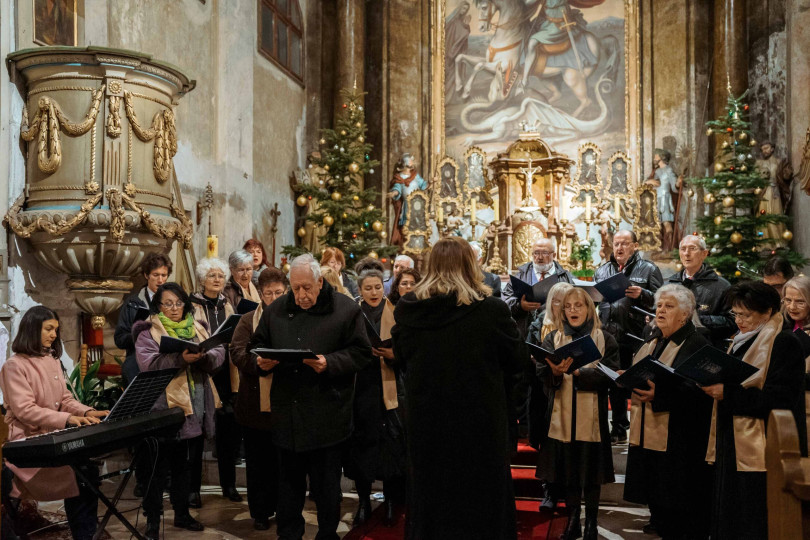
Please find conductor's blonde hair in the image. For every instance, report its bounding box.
[412,237,491,305]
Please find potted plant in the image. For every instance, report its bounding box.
[570,239,596,280]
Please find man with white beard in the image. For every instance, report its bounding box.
[503,238,573,441]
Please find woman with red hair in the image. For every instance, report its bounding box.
[321,247,359,298]
[243,239,270,285]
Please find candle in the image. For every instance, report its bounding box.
[614,197,621,219]
[585,194,592,221]
[207,235,218,258]
[437,205,444,223]
[494,203,499,221]
[560,197,566,221]
[470,199,476,222]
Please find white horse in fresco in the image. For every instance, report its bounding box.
[453,0,618,117]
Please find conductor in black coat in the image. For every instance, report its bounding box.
[392,237,529,540]
[248,254,372,540]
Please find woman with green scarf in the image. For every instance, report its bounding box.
[133,282,226,539]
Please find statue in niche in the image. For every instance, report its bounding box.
[388,153,428,247]
[755,141,786,246]
[594,200,615,262]
[644,148,679,252]
[775,159,795,212]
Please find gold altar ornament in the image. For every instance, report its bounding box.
[730,231,743,244]
[296,195,307,207]
[722,196,735,208]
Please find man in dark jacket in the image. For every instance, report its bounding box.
[248,254,371,540]
[594,230,663,442]
[667,234,734,347]
[502,237,573,439]
[113,252,172,385]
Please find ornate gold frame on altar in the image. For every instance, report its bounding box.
[633,184,662,252]
[429,0,642,185]
[402,190,431,255]
[571,143,603,208]
[464,146,491,203]
[434,156,464,224]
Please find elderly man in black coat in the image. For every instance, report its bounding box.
[248,254,372,540]
[594,230,663,443]
[667,234,734,347]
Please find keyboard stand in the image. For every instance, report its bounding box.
[74,455,144,540]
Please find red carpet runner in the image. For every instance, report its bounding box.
[343,441,568,539]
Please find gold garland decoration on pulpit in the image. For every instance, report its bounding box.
[20,85,106,174]
[3,192,104,238]
[123,91,178,183]
[107,187,193,248]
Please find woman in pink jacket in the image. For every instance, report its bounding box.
[0,306,108,540]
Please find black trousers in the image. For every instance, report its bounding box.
[142,436,204,520]
[215,407,243,489]
[276,444,343,540]
[243,426,279,520]
[609,345,634,429]
[65,462,100,540]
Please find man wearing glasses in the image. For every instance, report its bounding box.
[666,235,734,347]
[594,230,663,443]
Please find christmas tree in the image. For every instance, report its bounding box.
[688,88,805,280]
[283,88,396,264]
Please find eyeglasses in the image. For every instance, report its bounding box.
[614,241,635,248]
[160,301,185,309]
[783,299,808,308]
[564,304,585,312]
[532,251,554,257]
[205,273,226,280]
[730,310,754,322]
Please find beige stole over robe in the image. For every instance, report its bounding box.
[241,281,262,304]
[706,313,782,472]
[548,327,606,443]
[149,314,223,416]
[194,300,239,393]
[254,305,274,413]
[628,338,683,452]
[379,299,398,410]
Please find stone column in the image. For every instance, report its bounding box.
[711,0,748,126]
[335,0,365,117]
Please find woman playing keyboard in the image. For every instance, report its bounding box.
[0,305,109,540]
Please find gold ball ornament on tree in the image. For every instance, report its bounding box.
[331,191,342,201]
[751,139,757,146]
[722,196,735,208]
[319,138,326,145]
[735,270,742,277]
[343,212,348,218]
[340,130,347,136]
[727,180,735,187]
[352,195,359,201]
[282,262,291,273]
[368,251,379,259]
[713,215,723,226]
[754,187,763,195]
[687,188,695,197]
[371,220,383,232]
[367,204,375,212]
[722,141,729,149]
[323,215,335,226]
[297,227,307,238]
[296,195,308,207]
[738,132,748,141]
[358,136,364,143]
[714,162,725,172]
[324,165,330,171]
[355,122,362,128]
[675,263,683,271]
[783,230,794,241]
[348,162,360,174]
[730,231,743,244]
[741,165,747,172]
[704,193,716,204]
[706,128,713,136]
[380,231,388,239]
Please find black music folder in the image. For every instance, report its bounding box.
[158,314,241,355]
[580,272,632,303]
[250,348,319,364]
[612,355,686,390]
[509,274,560,304]
[674,345,760,386]
[526,335,602,374]
[362,314,392,348]
[236,298,260,315]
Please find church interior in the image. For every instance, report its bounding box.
[2,0,810,539]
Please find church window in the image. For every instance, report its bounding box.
[258,0,304,84]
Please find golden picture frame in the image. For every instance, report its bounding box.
[33,0,78,47]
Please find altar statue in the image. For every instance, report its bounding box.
[388,153,428,247]
[644,148,679,252]
[755,141,786,246]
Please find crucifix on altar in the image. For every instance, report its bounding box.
[519,150,542,211]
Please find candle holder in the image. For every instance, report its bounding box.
[584,216,593,243]
[558,218,571,264]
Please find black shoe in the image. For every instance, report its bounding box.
[173,514,204,531]
[611,426,627,444]
[145,519,160,540]
[188,491,202,509]
[353,497,372,526]
[560,507,581,540]
[222,486,243,502]
[253,518,270,530]
[583,513,597,540]
[642,522,658,535]
[539,482,557,512]
[383,499,397,528]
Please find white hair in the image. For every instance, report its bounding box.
[195,257,230,284]
[654,283,696,318]
[680,234,707,250]
[228,249,253,269]
[290,253,321,280]
[532,237,557,251]
[394,254,414,268]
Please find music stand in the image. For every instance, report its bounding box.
[75,368,182,540]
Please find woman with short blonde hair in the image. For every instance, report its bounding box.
[321,265,353,298]
[412,236,491,305]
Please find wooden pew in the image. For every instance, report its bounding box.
[766,409,810,539]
